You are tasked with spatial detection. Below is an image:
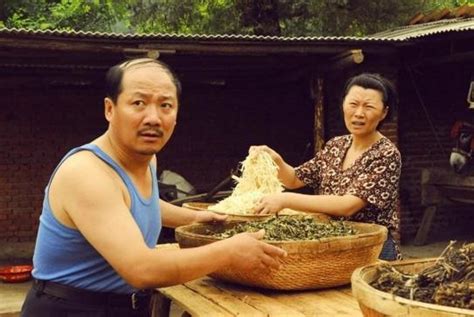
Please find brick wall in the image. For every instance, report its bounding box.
[2,64,472,245]
[0,71,315,243]
[324,66,474,243]
[397,66,474,241]
[159,79,315,192]
[0,81,104,242]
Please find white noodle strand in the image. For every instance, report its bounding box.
[208,151,283,214]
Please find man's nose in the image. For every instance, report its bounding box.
[144,105,162,125]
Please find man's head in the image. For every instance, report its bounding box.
[104,58,181,156]
[105,58,181,104]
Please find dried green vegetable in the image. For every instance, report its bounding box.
[371,241,474,310]
[207,215,357,241]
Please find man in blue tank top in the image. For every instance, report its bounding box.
[21,58,287,317]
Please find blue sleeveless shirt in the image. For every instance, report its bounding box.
[32,144,161,294]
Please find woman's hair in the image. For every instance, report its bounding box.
[105,58,182,104]
[342,73,398,128]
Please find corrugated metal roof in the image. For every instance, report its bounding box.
[0,16,473,43]
[0,27,399,43]
[370,17,474,40]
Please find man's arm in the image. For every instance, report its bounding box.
[50,152,286,289]
[160,199,227,228]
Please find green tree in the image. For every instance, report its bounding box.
[128,0,241,34]
[0,0,472,36]
[0,0,129,31]
[236,0,281,35]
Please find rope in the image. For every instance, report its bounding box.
[406,66,448,157]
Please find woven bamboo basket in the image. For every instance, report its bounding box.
[182,201,330,222]
[175,220,387,290]
[351,258,474,317]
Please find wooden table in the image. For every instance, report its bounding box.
[414,168,474,245]
[154,276,362,317]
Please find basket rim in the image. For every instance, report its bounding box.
[351,257,474,315]
[175,220,387,251]
[182,202,313,218]
[183,202,271,218]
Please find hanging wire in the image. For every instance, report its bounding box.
[406,65,448,157]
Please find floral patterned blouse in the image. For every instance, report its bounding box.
[295,135,401,257]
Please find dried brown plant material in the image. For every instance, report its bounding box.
[371,241,474,309]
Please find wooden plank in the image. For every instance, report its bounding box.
[317,289,362,310]
[208,279,306,317]
[160,284,234,317]
[265,291,339,316]
[268,288,362,317]
[185,278,265,316]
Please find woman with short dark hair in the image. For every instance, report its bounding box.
[251,73,402,260]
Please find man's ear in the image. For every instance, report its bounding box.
[104,98,114,122]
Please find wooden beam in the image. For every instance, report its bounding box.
[330,49,364,70]
[0,35,397,57]
[412,50,474,68]
[122,48,176,59]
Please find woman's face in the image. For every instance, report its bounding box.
[342,85,387,137]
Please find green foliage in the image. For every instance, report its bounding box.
[129,0,241,34]
[1,0,129,32]
[0,0,472,36]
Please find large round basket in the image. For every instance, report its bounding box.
[182,201,330,222]
[351,258,474,317]
[175,220,387,290]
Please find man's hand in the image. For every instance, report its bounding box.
[226,229,287,271]
[253,193,286,215]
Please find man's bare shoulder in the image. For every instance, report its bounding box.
[51,150,121,198]
[48,149,124,228]
[58,150,115,177]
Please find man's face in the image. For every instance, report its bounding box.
[105,65,178,156]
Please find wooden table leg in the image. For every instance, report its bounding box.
[151,291,171,317]
[414,205,437,246]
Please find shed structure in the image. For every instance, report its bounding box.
[0,17,473,248]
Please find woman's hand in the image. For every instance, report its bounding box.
[192,210,228,223]
[249,145,283,165]
[253,193,286,215]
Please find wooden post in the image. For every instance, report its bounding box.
[413,205,438,246]
[313,77,325,152]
